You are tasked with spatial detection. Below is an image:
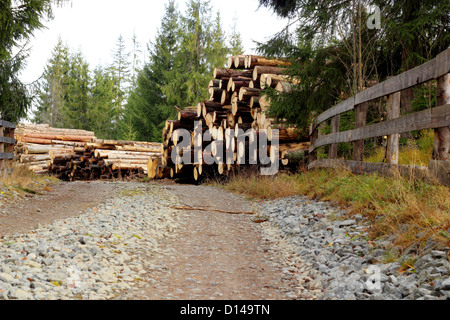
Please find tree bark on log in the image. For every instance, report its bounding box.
[245,55,291,69]
[209,79,220,88]
[234,55,246,69]
[15,125,95,137]
[115,145,162,153]
[213,68,252,80]
[209,87,223,102]
[260,74,272,89]
[274,81,293,93]
[238,87,262,101]
[20,154,50,163]
[21,144,71,154]
[178,110,199,122]
[221,90,232,105]
[267,74,299,87]
[252,66,285,81]
[112,163,147,171]
[228,79,251,92]
[18,133,94,143]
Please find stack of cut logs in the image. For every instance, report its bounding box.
[153,55,310,181]
[14,124,162,181]
[14,124,96,175]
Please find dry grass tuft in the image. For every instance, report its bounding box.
[221,173,298,200]
[1,163,38,188]
[207,166,298,200]
[0,161,58,196]
[365,129,434,167]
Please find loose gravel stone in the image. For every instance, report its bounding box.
[254,195,450,300]
[0,182,181,300]
[1,182,448,301]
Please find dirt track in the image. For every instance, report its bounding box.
[0,180,302,300]
[0,181,122,238]
[115,184,301,300]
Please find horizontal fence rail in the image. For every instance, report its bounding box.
[310,104,450,152]
[310,49,450,133]
[308,48,450,186]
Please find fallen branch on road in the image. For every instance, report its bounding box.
[171,206,257,215]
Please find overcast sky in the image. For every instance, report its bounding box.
[20,0,289,84]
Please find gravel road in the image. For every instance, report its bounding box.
[0,181,448,300]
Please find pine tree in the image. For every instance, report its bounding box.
[163,0,228,108]
[229,16,244,56]
[33,37,71,127]
[130,32,142,87]
[35,42,120,135]
[0,0,70,122]
[124,0,234,142]
[122,0,179,142]
[375,0,450,114]
[88,66,117,139]
[63,51,91,130]
[208,12,228,71]
[257,0,450,132]
[109,34,131,125]
[162,0,208,107]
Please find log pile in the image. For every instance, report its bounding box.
[155,54,309,181]
[14,124,96,175]
[14,124,162,181]
[54,139,161,181]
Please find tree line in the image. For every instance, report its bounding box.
[0,0,243,142]
[2,0,447,150]
[32,35,136,140]
[32,0,243,142]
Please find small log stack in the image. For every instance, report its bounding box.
[14,124,96,175]
[154,54,309,181]
[14,124,162,181]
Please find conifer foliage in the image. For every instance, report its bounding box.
[31,0,244,142]
[0,0,69,122]
[125,0,244,142]
[257,0,450,134]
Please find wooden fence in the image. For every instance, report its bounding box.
[0,120,16,170]
[308,48,450,186]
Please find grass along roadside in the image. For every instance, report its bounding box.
[216,168,450,258]
[365,129,434,167]
[0,161,59,199]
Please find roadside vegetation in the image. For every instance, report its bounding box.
[0,162,58,198]
[215,134,450,256]
[364,129,435,167]
[220,169,449,255]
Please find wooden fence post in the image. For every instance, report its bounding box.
[329,115,340,159]
[386,92,401,164]
[0,124,4,171]
[310,127,318,162]
[434,73,450,160]
[429,73,450,186]
[353,102,368,161]
[5,127,14,154]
